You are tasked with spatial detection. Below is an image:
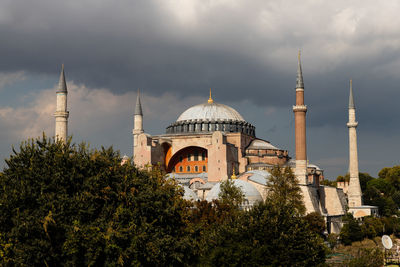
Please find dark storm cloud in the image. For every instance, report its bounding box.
[1,0,400,177]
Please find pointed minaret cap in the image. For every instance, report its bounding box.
[134,89,143,115]
[57,64,67,93]
[296,50,304,89]
[349,79,355,109]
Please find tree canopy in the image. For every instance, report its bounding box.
[0,136,196,266]
[0,137,327,266]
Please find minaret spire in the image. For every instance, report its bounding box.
[347,79,362,207]
[296,50,304,89]
[135,89,143,115]
[133,89,144,158]
[57,64,67,93]
[349,79,355,109]
[293,51,308,184]
[54,64,69,142]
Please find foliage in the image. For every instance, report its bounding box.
[267,166,306,215]
[340,214,363,246]
[320,179,337,187]
[218,179,245,207]
[202,166,325,266]
[304,212,326,237]
[0,136,197,266]
[344,248,383,267]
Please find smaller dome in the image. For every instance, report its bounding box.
[183,186,199,201]
[206,179,263,207]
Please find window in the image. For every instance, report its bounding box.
[201,152,206,160]
[187,166,191,172]
[187,154,192,161]
[195,166,198,172]
[179,166,183,172]
[179,156,183,162]
[194,151,199,161]
[202,165,206,172]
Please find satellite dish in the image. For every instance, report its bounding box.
[382,235,393,250]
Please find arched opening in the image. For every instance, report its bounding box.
[162,142,172,168]
[167,146,208,174]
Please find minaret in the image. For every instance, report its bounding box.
[293,51,308,184]
[133,89,144,157]
[347,80,362,207]
[54,64,69,142]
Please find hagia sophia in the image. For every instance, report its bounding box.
[53,54,377,234]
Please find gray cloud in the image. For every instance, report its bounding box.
[0,0,399,178]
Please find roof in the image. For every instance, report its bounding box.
[205,179,263,205]
[177,102,245,122]
[247,139,279,150]
[245,170,271,185]
[183,186,199,201]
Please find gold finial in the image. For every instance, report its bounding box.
[231,166,237,179]
[208,88,213,104]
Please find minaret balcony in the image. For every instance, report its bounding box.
[292,105,307,112]
[347,122,358,128]
[54,111,69,118]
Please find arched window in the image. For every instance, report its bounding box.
[195,166,198,172]
[187,166,191,172]
[202,166,206,172]
[179,166,183,172]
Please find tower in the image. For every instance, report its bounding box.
[293,51,308,184]
[347,80,362,207]
[133,89,144,158]
[54,64,69,142]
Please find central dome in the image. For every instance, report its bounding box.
[177,102,245,122]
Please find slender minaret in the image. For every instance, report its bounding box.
[54,64,69,142]
[293,51,308,184]
[347,80,362,207]
[133,89,144,157]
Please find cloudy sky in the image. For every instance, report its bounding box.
[0,0,399,179]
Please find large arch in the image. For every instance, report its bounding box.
[167,146,208,174]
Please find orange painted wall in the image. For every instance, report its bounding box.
[168,147,208,174]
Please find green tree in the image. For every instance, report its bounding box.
[203,166,325,266]
[340,214,363,245]
[320,179,337,187]
[304,212,326,237]
[267,166,306,215]
[0,136,197,266]
[218,179,245,207]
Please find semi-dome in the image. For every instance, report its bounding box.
[206,179,263,207]
[177,102,245,122]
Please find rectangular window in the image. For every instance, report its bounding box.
[201,152,206,160]
[194,151,199,161]
[187,166,191,172]
[202,166,206,172]
[187,154,192,161]
[195,166,198,172]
